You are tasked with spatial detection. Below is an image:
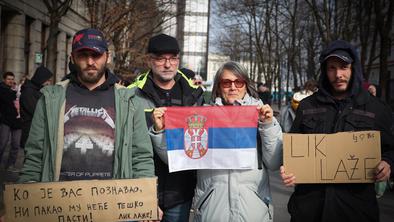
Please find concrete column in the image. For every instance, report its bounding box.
[66,36,73,74]
[4,13,25,81]
[27,19,42,77]
[56,31,67,82]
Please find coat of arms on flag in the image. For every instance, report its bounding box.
[184,114,208,159]
[165,106,259,172]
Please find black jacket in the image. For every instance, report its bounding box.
[19,80,43,148]
[0,82,21,129]
[20,66,53,148]
[288,40,394,222]
[133,70,204,209]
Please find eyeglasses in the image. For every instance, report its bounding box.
[151,56,179,65]
[220,79,246,88]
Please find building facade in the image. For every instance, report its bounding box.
[162,0,210,80]
[0,0,88,82]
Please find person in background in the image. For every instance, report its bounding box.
[0,72,22,172]
[279,80,316,132]
[128,33,204,222]
[368,84,377,97]
[19,66,53,148]
[19,28,154,185]
[193,74,203,86]
[150,61,283,222]
[280,40,394,222]
[257,82,272,105]
[303,79,318,93]
[279,90,312,133]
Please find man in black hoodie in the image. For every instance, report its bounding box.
[280,40,394,222]
[0,72,21,171]
[19,66,53,148]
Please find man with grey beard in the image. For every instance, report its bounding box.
[19,28,154,184]
[129,34,204,222]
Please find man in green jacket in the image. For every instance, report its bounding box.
[19,28,154,182]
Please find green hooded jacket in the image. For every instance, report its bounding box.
[19,79,154,182]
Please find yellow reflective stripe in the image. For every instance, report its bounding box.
[127,71,149,89]
[144,108,154,112]
[177,69,199,89]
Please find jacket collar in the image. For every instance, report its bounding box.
[214,93,261,106]
[315,87,370,106]
[139,70,203,106]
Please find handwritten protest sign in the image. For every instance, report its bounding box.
[283,131,381,183]
[5,178,158,222]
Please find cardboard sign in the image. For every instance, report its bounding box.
[283,131,381,183]
[5,178,158,222]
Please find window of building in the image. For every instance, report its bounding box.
[184,15,208,33]
[182,54,206,75]
[186,0,209,13]
[183,35,207,53]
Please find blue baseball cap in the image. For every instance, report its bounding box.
[72,28,108,54]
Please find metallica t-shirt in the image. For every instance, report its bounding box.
[59,83,115,181]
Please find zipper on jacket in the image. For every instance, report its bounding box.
[198,189,214,211]
[263,197,272,220]
[265,202,272,220]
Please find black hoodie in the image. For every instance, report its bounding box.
[318,39,363,99]
[0,82,20,129]
[20,67,53,147]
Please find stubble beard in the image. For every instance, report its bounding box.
[77,64,106,84]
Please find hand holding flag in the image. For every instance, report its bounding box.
[152,107,167,131]
[257,104,273,123]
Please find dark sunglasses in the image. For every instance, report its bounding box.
[220,79,246,88]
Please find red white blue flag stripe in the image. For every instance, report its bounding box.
[164,106,259,172]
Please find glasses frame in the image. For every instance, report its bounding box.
[150,56,179,66]
[220,79,246,88]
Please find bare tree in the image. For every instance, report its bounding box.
[84,0,179,77]
[44,0,73,78]
[375,0,394,101]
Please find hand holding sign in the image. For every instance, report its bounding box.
[280,166,296,187]
[375,160,391,181]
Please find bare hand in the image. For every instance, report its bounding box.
[375,160,391,182]
[257,104,273,123]
[152,108,167,131]
[280,165,296,187]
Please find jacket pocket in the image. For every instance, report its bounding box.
[301,116,325,133]
[345,114,375,131]
[195,188,215,212]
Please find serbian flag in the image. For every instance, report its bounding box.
[165,106,259,172]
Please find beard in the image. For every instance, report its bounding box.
[77,64,106,84]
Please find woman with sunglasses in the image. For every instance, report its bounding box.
[150,61,283,221]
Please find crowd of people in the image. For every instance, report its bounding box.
[0,28,393,222]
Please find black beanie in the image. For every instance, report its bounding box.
[31,66,53,86]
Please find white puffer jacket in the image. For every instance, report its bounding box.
[149,94,283,222]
